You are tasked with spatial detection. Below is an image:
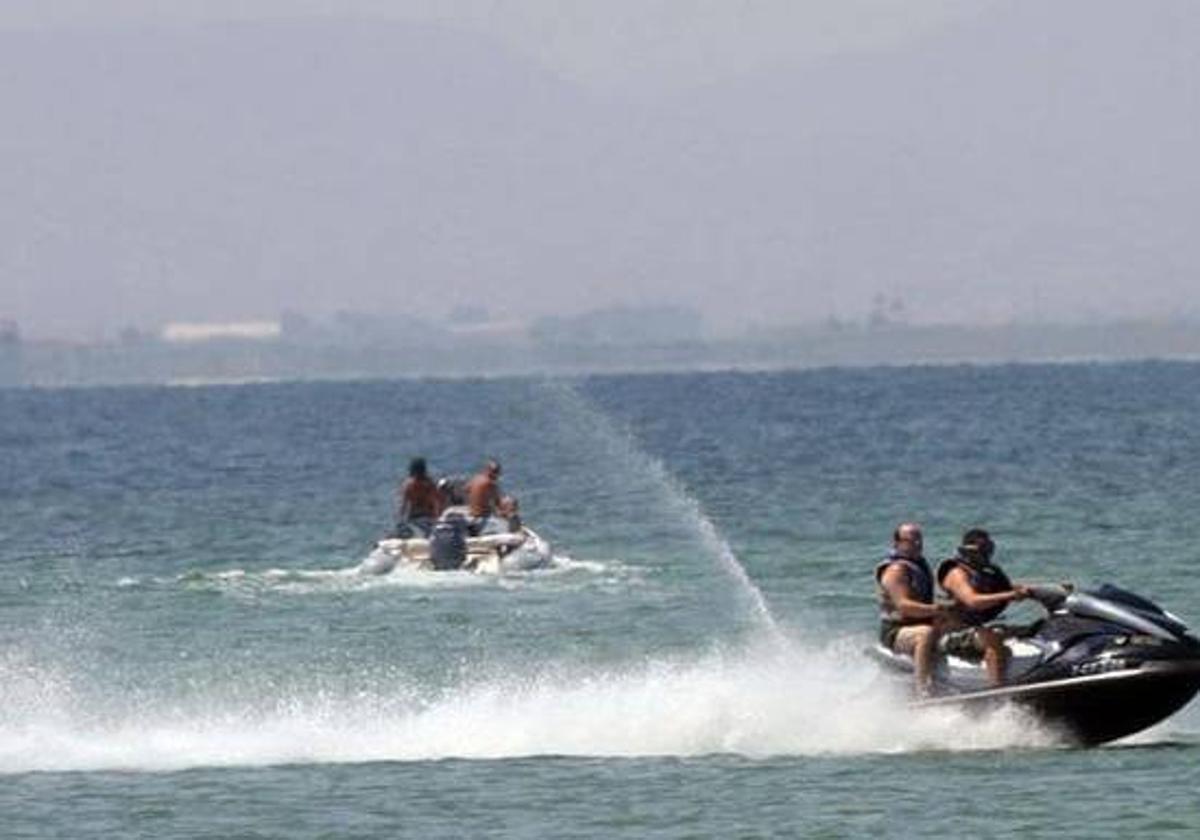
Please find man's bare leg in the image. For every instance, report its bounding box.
[978,627,1009,687]
[895,625,938,695]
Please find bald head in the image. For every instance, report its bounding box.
[892,522,924,557]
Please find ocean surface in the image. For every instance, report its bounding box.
[3,362,1200,838]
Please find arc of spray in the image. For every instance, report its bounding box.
[541,379,785,643]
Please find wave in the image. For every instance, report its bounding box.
[0,634,1081,775]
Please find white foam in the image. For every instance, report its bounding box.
[0,634,1065,775]
[167,549,613,597]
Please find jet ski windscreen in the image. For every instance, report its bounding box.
[1090,583,1190,637]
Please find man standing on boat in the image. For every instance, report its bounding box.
[875,522,954,696]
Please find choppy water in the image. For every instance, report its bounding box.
[3,362,1200,838]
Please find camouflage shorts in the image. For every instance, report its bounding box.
[938,626,986,659]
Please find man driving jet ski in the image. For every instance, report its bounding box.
[936,528,1030,687]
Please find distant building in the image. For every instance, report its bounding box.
[447,305,490,324]
[279,309,316,341]
[278,309,450,348]
[119,325,152,345]
[161,321,282,343]
[531,305,703,346]
[0,320,20,386]
[868,294,908,329]
[444,319,529,342]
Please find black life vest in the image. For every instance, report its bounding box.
[936,556,1013,624]
[875,552,934,625]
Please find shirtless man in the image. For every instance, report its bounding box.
[465,459,504,534]
[875,522,954,696]
[395,457,444,536]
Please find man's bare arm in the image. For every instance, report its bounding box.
[942,567,1026,611]
[881,565,943,622]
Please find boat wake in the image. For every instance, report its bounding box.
[113,552,620,595]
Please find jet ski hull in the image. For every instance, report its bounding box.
[913,659,1200,745]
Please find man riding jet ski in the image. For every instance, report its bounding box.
[874,524,1029,696]
[935,529,1031,687]
[872,568,1200,745]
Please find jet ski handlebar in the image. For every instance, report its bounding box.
[1024,583,1072,610]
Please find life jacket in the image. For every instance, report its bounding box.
[936,556,1013,625]
[875,552,934,626]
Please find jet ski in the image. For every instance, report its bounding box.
[362,506,553,575]
[870,583,1200,745]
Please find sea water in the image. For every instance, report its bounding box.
[2,362,1200,838]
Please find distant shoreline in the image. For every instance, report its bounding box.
[4,321,1200,388]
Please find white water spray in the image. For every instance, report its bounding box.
[538,380,783,640]
[0,638,1063,775]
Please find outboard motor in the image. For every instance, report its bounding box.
[429,516,468,570]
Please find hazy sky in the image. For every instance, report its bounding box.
[0,1,979,96]
[3,1,1197,339]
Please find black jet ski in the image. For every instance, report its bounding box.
[870,583,1200,745]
